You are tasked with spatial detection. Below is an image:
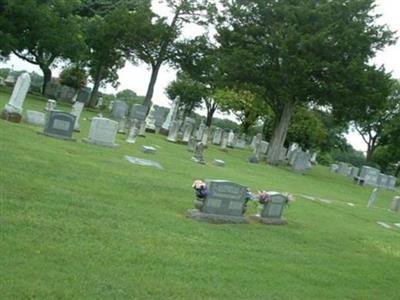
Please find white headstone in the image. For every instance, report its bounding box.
[45,99,57,112]
[70,101,84,130]
[84,117,118,147]
[167,120,180,142]
[4,73,31,114]
[25,110,45,127]
[367,188,378,208]
[161,97,180,132]
[126,119,139,144]
[227,130,235,147]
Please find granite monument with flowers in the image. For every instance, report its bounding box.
[188,179,250,223]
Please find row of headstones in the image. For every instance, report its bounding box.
[367,189,400,212]
[330,163,397,190]
[188,180,288,224]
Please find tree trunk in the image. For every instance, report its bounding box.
[41,66,52,95]
[88,64,104,108]
[206,107,216,127]
[267,100,296,165]
[143,63,162,111]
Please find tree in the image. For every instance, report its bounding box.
[216,0,395,164]
[166,72,205,118]
[1,0,86,94]
[126,0,214,110]
[81,1,152,107]
[353,77,400,161]
[173,35,223,126]
[59,65,87,90]
[116,89,145,106]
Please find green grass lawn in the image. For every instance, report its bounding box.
[1,87,399,299]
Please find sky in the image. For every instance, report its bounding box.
[2,0,399,153]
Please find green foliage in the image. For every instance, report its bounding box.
[59,65,87,90]
[330,147,366,168]
[286,107,327,151]
[316,152,334,167]
[166,72,205,117]
[1,0,87,92]
[116,89,144,106]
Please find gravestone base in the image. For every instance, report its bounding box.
[192,157,205,164]
[187,209,248,224]
[38,132,76,142]
[82,138,118,148]
[1,110,22,123]
[250,214,287,225]
[159,127,169,136]
[145,128,156,133]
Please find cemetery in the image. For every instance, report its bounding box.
[1,86,399,299]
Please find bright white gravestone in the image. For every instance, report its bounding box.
[3,73,31,115]
[25,110,45,127]
[84,117,118,147]
[167,120,180,142]
[161,97,180,133]
[70,101,84,131]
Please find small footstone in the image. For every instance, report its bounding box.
[376,221,391,229]
[213,159,225,167]
[141,146,157,154]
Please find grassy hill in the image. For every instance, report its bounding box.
[1,87,399,299]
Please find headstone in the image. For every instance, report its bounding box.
[187,137,196,152]
[130,104,147,121]
[201,127,210,146]
[111,101,128,120]
[249,141,262,163]
[0,77,5,86]
[182,121,194,144]
[167,120,180,142]
[25,110,45,127]
[310,152,318,165]
[386,176,397,190]
[260,141,269,154]
[292,151,309,173]
[212,127,223,145]
[1,73,31,123]
[252,192,288,225]
[126,119,139,144]
[213,159,225,167]
[70,101,84,131]
[357,166,380,186]
[76,89,90,105]
[108,100,114,111]
[58,85,77,102]
[118,117,127,134]
[161,97,180,133]
[227,130,235,148]
[220,132,229,152]
[251,133,262,150]
[125,156,163,170]
[390,196,400,212]
[188,180,248,223]
[196,122,207,141]
[337,162,350,176]
[367,188,378,208]
[377,173,389,189]
[330,164,339,173]
[4,74,16,86]
[138,120,147,137]
[350,167,360,178]
[45,99,57,112]
[279,147,288,162]
[235,134,246,149]
[42,111,76,140]
[141,146,157,154]
[96,97,103,108]
[83,117,118,147]
[192,142,205,164]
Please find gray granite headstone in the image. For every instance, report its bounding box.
[220,132,228,151]
[111,101,129,120]
[130,104,147,121]
[43,111,76,140]
[391,196,400,212]
[167,120,180,142]
[126,119,139,144]
[330,164,339,173]
[386,176,396,190]
[192,142,205,164]
[292,151,309,173]
[252,192,288,224]
[76,89,91,105]
[3,73,31,115]
[377,173,389,189]
[141,146,157,154]
[367,188,378,208]
[357,166,380,186]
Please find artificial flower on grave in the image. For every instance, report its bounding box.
[192,180,208,199]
